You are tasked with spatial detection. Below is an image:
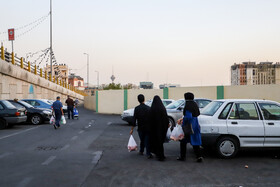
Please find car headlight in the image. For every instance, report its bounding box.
[43,110,52,115]
[122,112,131,117]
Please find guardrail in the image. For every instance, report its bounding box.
[0,45,87,96]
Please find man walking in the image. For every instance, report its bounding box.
[52,96,64,129]
[65,95,74,119]
[130,94,152,159]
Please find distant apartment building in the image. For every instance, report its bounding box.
[159,84,180,89]
[68,73,84,90]
[231,62,280,85]
[45,64,69,84]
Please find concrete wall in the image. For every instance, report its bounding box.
[0,59,84,102]
[169,86,217,100]
[224,84,280,102]
[85,84,280,115]
[84,95,96,111]
[98,90,124,114]
[127,89,163,109]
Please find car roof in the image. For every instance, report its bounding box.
[213,99,279,103]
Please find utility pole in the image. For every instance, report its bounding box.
[83,53,89,87]
[50,0,53,79]
[95,70,99,88]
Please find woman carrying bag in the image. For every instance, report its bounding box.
[177,92,203,162]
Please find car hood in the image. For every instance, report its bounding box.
[122,108,134,116]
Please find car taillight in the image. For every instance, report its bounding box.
[15,112,20,116]
[25,111,27,115]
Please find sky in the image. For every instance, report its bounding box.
[1,0,280,88]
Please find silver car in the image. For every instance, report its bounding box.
[166,98,212,127]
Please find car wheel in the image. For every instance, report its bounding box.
[31,114,43,125]
[216,136,239,158]
[168,117,175,130]
[0,118,8,130]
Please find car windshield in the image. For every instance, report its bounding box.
[201,101,224,116]
[2,100,17,109]
[145,100,152,107]
[40,100,51,105]
[166,100,184,109]
[19,101,34,108]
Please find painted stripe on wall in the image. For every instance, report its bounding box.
[124,89,128,110]
[163,87,169,99]
[217,86,224,99]
[96,91,98,113]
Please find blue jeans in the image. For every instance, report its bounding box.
[54,109,62,127]
[138,130,151,156]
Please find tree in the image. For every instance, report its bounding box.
[103,83,122,90]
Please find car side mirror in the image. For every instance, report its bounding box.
[178,106,184,111]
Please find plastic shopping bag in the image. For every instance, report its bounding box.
[170,124,184,141]
[166,126,172,140]
[50,116,55,125]
[127,135,137,152]
[60,116,66,125]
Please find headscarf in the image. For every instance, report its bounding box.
[183,92,200,117]
[151,95,166,114]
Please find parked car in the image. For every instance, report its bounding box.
[166,98,212,127]
[0,100,27,129]
[45,99,67,114]
[199,99,280,158]
[121,99,175,125]
[8,100,52,125]
[22,99,67,114]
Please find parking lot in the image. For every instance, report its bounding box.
[0,107,280,187]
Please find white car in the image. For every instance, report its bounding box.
[199,99,280,158]
[121,99,175,125]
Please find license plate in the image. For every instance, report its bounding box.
[21,112,24,115]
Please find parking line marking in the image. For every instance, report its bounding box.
[42,156,56,165]
[0,126,39,140]
[71,136,78,141]
[92,151,103,164]
[17,177,33,187]
[0,152,12,159]
[79,130,85,134]
[61,144,70,150]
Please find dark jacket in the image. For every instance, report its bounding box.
[133,103,151,132]
[65,98,74,107]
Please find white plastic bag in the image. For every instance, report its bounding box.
[170,124,184,141]
[166,126,172,140]
[50,116,55,125]
[60,116,66,125]
[127,135,137,152]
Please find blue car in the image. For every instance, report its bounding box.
[21,99,52,110]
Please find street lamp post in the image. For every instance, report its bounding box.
[83,53,89,87]
[95,70,99,89]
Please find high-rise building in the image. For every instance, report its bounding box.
[231,62,280,85]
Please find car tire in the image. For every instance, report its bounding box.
[0,118,8,130]
[216,136,239,159]
[168,117,175,130]
[31,114,43,125]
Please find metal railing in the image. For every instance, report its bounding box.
[0,45,87,96]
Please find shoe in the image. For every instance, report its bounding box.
[139,152,144,155]
[196,157,203,163]
[147,155,153,159]
[53,124,57,129]
[177,156,186,161]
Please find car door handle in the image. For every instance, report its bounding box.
[267,122,274,125]
[231,122,238,125]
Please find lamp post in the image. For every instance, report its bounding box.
[83,53,89,87]
[95,70,99,89]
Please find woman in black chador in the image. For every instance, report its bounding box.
[150,95,169,161]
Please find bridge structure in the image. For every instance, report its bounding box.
[0,44,85,102]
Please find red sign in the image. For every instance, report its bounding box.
[8,28,15,41]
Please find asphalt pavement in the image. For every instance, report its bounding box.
[0,107,280,187]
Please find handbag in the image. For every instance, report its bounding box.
[182,122,194,135]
